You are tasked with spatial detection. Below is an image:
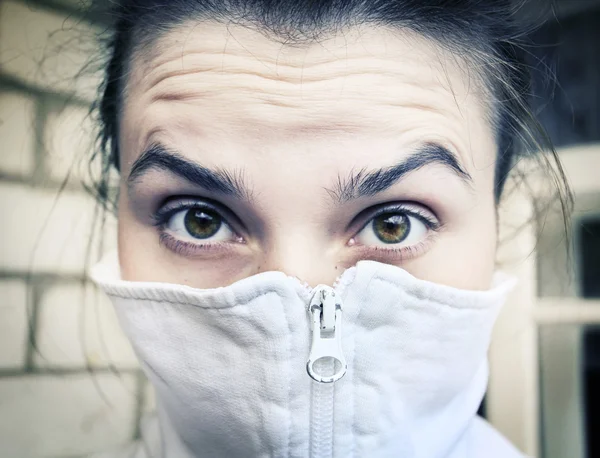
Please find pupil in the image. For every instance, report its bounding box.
[184,208,221,239]
[373,213,410,244]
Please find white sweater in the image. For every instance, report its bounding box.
[90,252,526,458]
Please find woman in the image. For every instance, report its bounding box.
[89,0,567,456]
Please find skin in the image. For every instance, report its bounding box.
[117,22,498,290]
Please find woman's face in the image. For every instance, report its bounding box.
[117,22,498,290]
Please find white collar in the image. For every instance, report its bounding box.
[91,251,522,458]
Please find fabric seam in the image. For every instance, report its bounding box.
[281,291,294,458]
[103,292,278,309]
[351,272,372,457]
[98,271,513,310]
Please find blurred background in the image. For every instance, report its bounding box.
[0,0,598,457]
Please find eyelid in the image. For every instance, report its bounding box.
[350,202,440,233]
[349,235,438,263]
[151,196,245,234]
[348,205,441,262]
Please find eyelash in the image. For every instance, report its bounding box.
[365,205,440,231]
[348,204,441,260]
[151,199,244,255]
[157,232,236,256]
[151,200,442,258]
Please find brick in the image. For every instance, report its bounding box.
[0,373,137,457]
[44,102,98,187]
[0,91,36,176]
[0,1,101,100]
[35,282,139,369]
[0,280,28,368]
[0,183,117,274]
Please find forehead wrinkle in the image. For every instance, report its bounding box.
[129,61,485,138]
[123,23,496,173]
[139,95,468,144]
[127,91,479,165]
[138,46,459,110]
[146,75,451,108]
[129,23,462,100]
[140,54,447,100]
[126,24,493,122]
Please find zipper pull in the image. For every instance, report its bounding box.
[306,285,347,383]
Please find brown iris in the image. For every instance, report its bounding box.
[184,208,222,239]
[372,213,410,244]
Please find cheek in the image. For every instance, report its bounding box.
[117,192,162,282]
[403,200,497,290]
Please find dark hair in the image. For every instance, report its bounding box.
[90,0,571,223]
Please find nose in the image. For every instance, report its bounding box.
[257,234,341,288]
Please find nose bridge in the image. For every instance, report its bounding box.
[260,232,338,288]
[251,163,340,287]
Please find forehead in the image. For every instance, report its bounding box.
[120,21,495,171]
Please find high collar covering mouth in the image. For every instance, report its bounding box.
[90,251,517,458]
[90,250,514,307]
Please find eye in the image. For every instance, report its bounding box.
[352,206,436,249]
[152,198,245,249]
[165,206,236,243]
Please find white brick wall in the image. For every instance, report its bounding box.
[35,282,138,369]
[0,183,115,274]
[44,101,97,186]
[0,374,138,457]
[0,1,100,101]
[0,2,143,457]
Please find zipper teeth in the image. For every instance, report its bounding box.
[310,370,335,457]
[308,282,348,458]
[289,265,358,303]
[289,270,354,458]
[287,275,313,302]
[332,272,344,291]
[332,266,357,295]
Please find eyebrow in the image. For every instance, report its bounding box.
[127,141,471,204]
[329,143,472,204]
[127,143,253,200]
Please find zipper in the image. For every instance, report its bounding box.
[306,285,347,458]
[288,271,355,458]
[306,286,347,383]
